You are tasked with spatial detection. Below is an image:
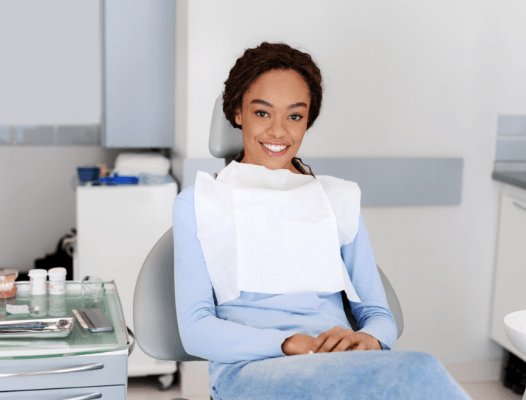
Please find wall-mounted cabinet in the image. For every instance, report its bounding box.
[102,0,174,148]
[490,182,526,363]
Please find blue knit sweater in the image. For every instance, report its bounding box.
[173,184,398,392]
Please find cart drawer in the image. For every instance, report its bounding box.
[0,384,125,399]
[0,352,127,392]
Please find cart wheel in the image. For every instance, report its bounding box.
[158,372,175,390]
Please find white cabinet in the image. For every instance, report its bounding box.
[0,351,128,399]
[0,282,129,399]
[0,385,125,399]
[490,183,526,362]
[76,182,177,376]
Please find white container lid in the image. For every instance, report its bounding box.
[28,269,48,277]
[48,267,67,277]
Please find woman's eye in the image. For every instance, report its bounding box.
[290,114,303,121]
[255,111,303,121]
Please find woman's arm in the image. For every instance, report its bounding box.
[341,213,398,350]
[173,192,300,363]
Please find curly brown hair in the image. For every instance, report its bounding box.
[223,41,323,177]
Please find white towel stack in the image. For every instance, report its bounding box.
[113,153,170,176]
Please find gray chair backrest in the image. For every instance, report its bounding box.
[134,226,205,362]
[208,95,244,161]
[133,94,404,362]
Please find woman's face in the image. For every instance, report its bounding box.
[235,69,310,174]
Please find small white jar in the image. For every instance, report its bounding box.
[28,269,47,295]
[48,267,67,295]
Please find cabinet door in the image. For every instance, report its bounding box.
[0,385,125,399]
[103,0,174,148]
[0,352,127,392]
[490,188,526,361]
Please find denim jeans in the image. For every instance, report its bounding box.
[211,350,473,400]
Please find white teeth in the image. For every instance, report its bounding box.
[0,282,14,291]
[262,143,287,152]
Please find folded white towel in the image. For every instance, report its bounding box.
[113,153,170,176]
[194,161,362,306]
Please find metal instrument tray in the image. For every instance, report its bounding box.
[0,317,74,339]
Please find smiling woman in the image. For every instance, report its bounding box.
[222,42,323,176]
[174,41,473,400]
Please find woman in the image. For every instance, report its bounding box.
[173,42,472,400]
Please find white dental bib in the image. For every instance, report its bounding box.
[194,161,362,306]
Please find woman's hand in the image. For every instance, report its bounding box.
[282,333,316,356]
[308,326,382,353]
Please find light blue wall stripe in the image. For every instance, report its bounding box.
[495,137,526,161]
[0,125,100,146]
[497,115,526,136]
[0,126,11,144]
[302,158,463,206]
[182,158,224,191]
[15,126,53,145]
[181,158,463,206]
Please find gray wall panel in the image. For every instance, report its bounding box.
[497,115,526,136]
[103,0,174,148]
[181,158,463,206]
[495,137,526,161]
[182,158,224,192]
[301,158,463,206]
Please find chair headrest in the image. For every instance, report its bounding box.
[209,94,244,159]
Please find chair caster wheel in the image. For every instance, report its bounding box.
[158,372,175,390]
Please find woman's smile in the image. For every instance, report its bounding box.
[259,140,291,156]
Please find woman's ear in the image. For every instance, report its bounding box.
[234,109,242,127]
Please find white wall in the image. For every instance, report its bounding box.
[0,147,104,270]
[176,0,526,377]
[0,0,104,270]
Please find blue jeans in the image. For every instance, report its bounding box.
[212,350,473,400]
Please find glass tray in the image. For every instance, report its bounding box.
[0,317,74,339]
[0,281,128,359]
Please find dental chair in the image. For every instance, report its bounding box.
[133,95,404,400]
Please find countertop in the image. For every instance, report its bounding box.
[492,170,526,191]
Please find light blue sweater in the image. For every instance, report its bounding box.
[173,184,398,392]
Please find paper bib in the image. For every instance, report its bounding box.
[194,161,362,306]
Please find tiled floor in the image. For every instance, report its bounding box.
[127,374,525,400]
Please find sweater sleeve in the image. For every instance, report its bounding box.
[341,213,398,351]
[173,194,300,364]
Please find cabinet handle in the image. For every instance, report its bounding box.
[0,363,103,378]
[62,394,102,400]
[513,201,526,212]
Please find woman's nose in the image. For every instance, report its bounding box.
[269,118,286,138]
